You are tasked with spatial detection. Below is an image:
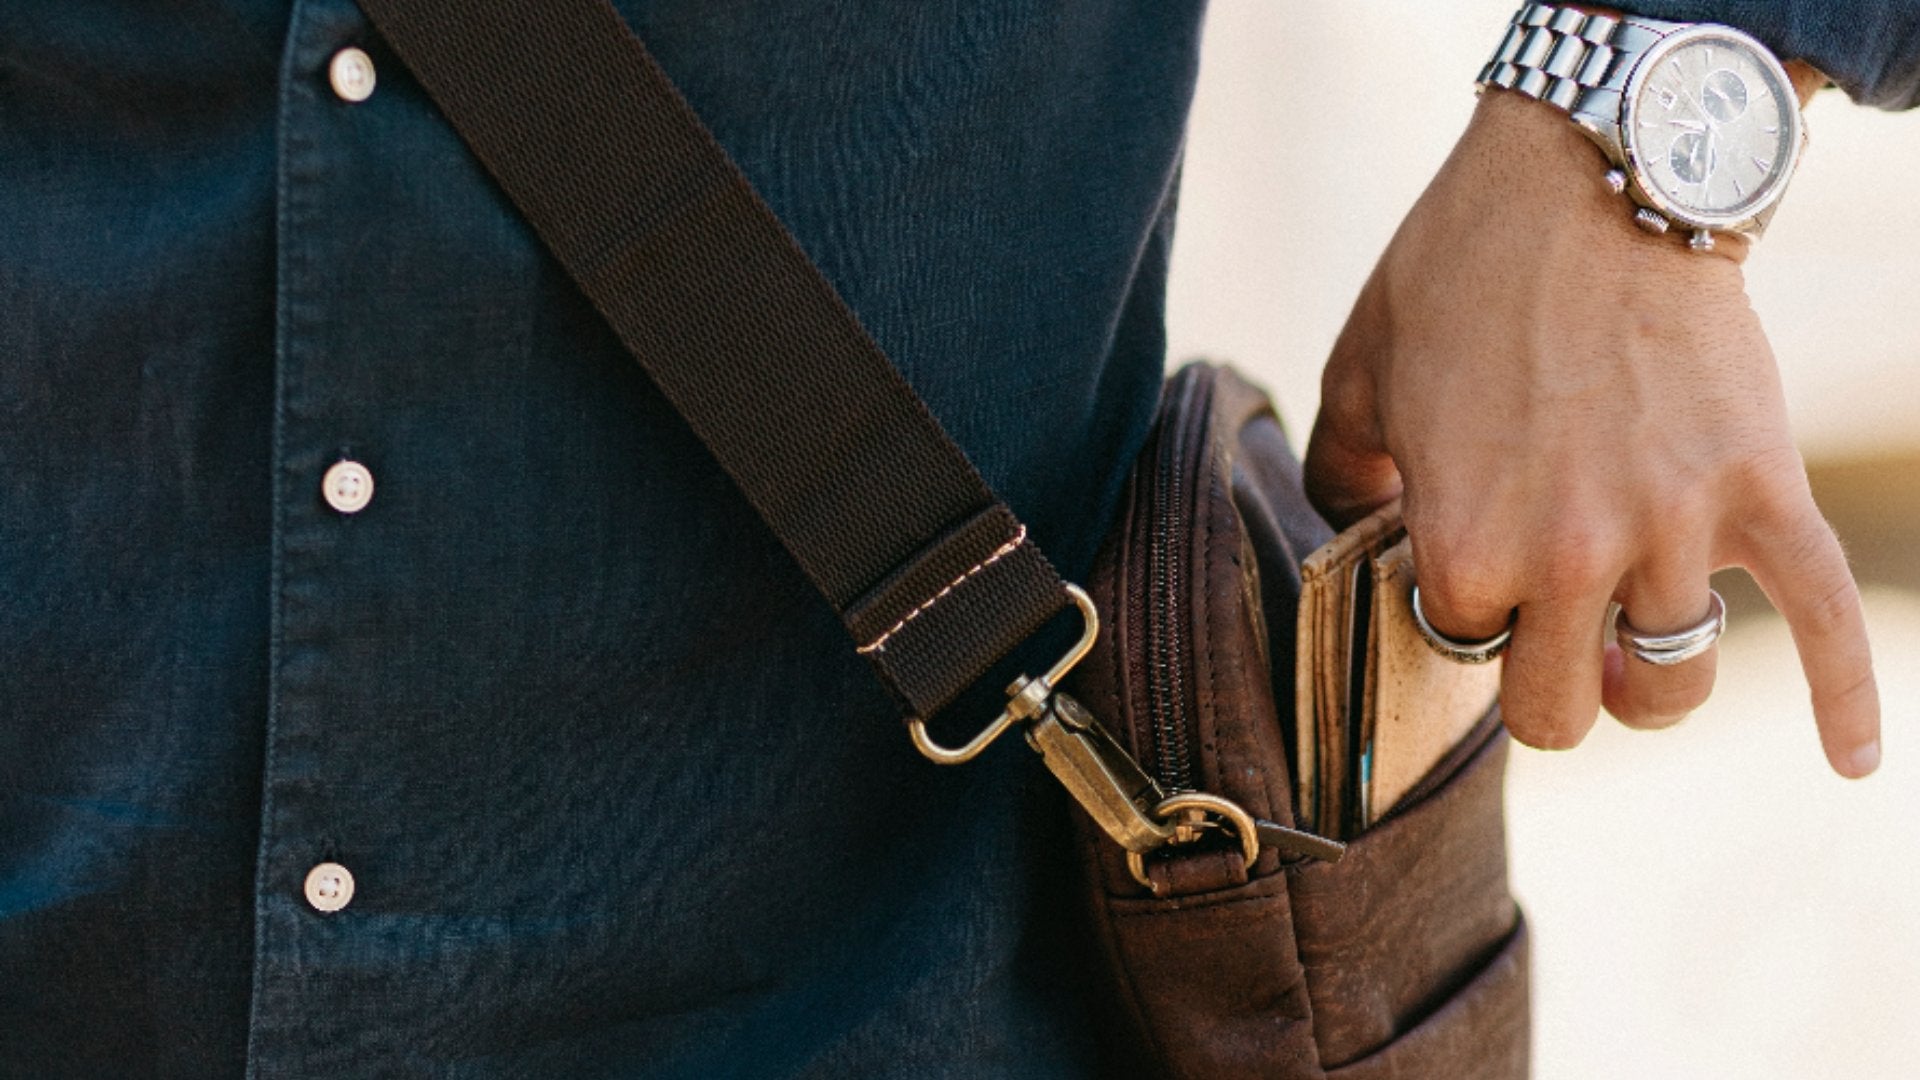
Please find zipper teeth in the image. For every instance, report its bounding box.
[1143,375,1209,794]
[1148,435,1193,790]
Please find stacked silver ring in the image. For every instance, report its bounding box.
[1411,586,1728,667]
[1615,590,1727,666]
[1410,585,1513,664]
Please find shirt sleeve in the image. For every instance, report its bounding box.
[1622,1,1920,109]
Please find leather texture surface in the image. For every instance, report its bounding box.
[1065,363,1529,1078]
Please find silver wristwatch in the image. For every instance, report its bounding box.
[1477,2,1807,252]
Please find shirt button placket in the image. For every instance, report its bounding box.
[250,6,395,1070]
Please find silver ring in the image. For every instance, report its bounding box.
[1410,585,1513,664]
[1616,590,1726,667]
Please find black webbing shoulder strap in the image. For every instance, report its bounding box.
[355,0,1075,722]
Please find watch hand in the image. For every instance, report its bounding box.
[1688,89,1721,131]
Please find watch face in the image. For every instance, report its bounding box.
[1623,27,1801,227]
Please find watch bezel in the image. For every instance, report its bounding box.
[1619,24,1805,231]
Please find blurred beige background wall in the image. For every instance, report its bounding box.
[1167,5,1920,1078]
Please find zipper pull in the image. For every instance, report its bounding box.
[1124,792,1347,890]
[1253,820,1347,865]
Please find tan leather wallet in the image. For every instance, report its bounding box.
[1295,502,1503,839]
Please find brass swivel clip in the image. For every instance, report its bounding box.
[905,584,1346,887]
[907,585,1175,855]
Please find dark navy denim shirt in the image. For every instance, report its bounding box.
[0,2,1911,1077]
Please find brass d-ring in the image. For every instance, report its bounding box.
[906,584,1100,765]
[1125,791,1262,890]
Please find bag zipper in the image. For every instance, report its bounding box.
[1122,366,1351,870]
[1135,370,1215,794]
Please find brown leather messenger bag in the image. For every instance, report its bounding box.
[356,1,1532,1074]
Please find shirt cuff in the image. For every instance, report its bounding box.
[1619,1,1920,109]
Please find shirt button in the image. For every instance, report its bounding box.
[304,862,356,913]
[329,47,377,103]
[322,459,375,514]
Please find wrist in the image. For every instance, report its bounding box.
[1782,59,1826,106]
[1456,88,1754,264]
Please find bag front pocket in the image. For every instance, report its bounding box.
[1288,725,1524,1072]
[1323,915,1530,1079]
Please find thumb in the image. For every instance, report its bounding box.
[1303,354,1402,530]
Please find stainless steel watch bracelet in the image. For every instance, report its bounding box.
[1476,2,1676,118]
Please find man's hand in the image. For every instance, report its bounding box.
[1303,88,1882,778]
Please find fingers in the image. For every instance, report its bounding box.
[1411,551,1517,644]
[1410,518,1614,749]
[1499,591,1614,750]
[1303,390,1401,531]
[1408,463,1880,782]
[1737,472,1881,778]
[1304,281,1403,529]
[1410,525,1609,748]
[1604,558,1719,730]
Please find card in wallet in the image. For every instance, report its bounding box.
[1294,503,1502,839]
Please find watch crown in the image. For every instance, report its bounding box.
[1689,229,1716,253]
[1633,208,1671,236]
[1603,168,1628,196]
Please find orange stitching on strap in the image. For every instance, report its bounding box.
[855,526,1028,655]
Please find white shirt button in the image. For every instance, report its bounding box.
[304,862,356,913]
[322,459,375,514]
[329,47,377,103]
